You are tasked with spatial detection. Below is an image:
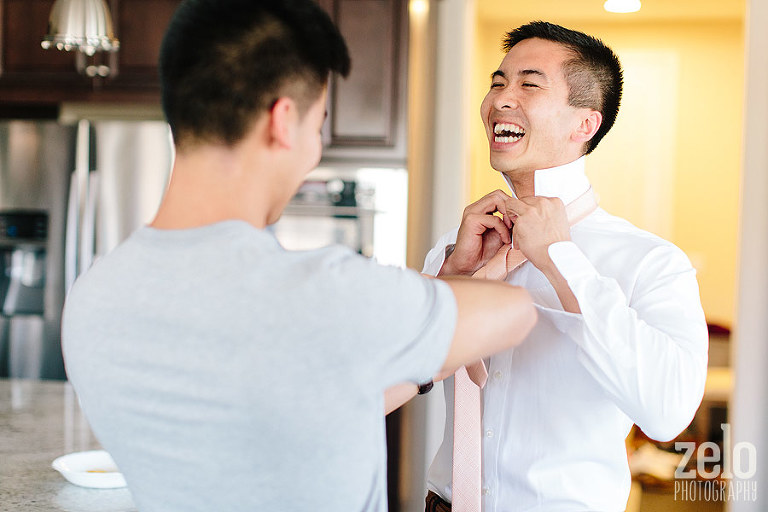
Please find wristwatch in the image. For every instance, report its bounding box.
[417,379,434,395]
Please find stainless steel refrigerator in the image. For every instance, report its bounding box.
[0,118,172,379]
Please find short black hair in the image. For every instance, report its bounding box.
[160,0,350,148]
[504,21,622,155]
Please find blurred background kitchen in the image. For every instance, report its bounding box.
[0,0,766,511]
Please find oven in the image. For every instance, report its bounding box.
[272,165,408,268]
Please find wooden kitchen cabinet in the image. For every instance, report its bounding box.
[317,0,408,162]
[0,0,182,106]
[0,0,409,161]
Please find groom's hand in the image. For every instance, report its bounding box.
[505,195,570,273]
[439,190,513,276]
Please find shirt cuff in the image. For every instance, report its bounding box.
[533,303,581,334]
[422,229,459,275]
[547,241,599,283]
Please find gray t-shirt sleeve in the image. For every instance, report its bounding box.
[301,247,457,392]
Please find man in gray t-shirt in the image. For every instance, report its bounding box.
[62,1,536,510]
[64,222,457,511]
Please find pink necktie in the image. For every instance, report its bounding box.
[451,188,598,511]
[452,364,488,511]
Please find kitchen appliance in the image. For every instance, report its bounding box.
[0,118,406,381]
[272,165,408,268]
[0,118,172,379]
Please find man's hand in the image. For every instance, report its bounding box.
[505,195,581,313]
[505,196,570,272]
[439,190,513,276]
[472,244,512,280]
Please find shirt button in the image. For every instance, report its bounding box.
[482,487,491,496]
[485,429,494,438]
[493,371,503,381]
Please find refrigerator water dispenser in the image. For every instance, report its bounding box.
[0,211,48,316]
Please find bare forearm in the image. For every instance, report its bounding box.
[384,382,418,415]
[440,277,536,373]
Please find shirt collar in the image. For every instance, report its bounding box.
[502,156,591,205]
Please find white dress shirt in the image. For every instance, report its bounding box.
[424,157,709,511]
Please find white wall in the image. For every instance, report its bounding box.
[730,0,768,509]
[429,0,474,242]
[401,0,474,511]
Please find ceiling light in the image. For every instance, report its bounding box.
[410,0,429,17]
[40,0,120,56]
[604,0,641,14]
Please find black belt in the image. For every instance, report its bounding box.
[425,490,452,512]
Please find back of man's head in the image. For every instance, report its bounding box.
[504,21,623,155]
[160,0,350,149]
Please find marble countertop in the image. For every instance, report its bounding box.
[0,378,137,511]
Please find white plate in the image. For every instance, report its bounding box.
[52,450,127,489]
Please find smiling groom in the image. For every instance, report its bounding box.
[422,21,709,512]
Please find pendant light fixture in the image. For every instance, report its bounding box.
[40,0,120,56]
